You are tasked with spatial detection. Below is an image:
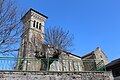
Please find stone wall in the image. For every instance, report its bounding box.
[0,71,114,80]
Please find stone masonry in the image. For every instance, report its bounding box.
[0,71,114,80]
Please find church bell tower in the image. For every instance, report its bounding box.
[18,8,48,59]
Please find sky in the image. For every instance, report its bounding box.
[18,0,120,62]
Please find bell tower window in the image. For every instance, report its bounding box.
[39,23,41,30]
[36,22,38,29]
[33,20,36,27]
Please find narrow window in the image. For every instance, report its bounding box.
[36,22,38,28]
[39,23,41,30]
[33,20,36,27]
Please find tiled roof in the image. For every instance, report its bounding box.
[63,51,81,58]
[81,51,94,58]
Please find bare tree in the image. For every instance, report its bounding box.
[44,27,73,51]
[0,0,21,56]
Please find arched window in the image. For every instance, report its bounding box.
[39,23,41,30]
[33,20,36,27]
[36,22,38,28]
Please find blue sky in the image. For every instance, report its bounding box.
[18,0,120,62]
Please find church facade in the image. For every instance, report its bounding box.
[17,8,108,72]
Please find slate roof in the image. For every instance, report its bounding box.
[106,58,120,68]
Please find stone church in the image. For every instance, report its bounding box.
[17,8,108,72]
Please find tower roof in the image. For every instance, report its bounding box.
[21,8,48,20]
